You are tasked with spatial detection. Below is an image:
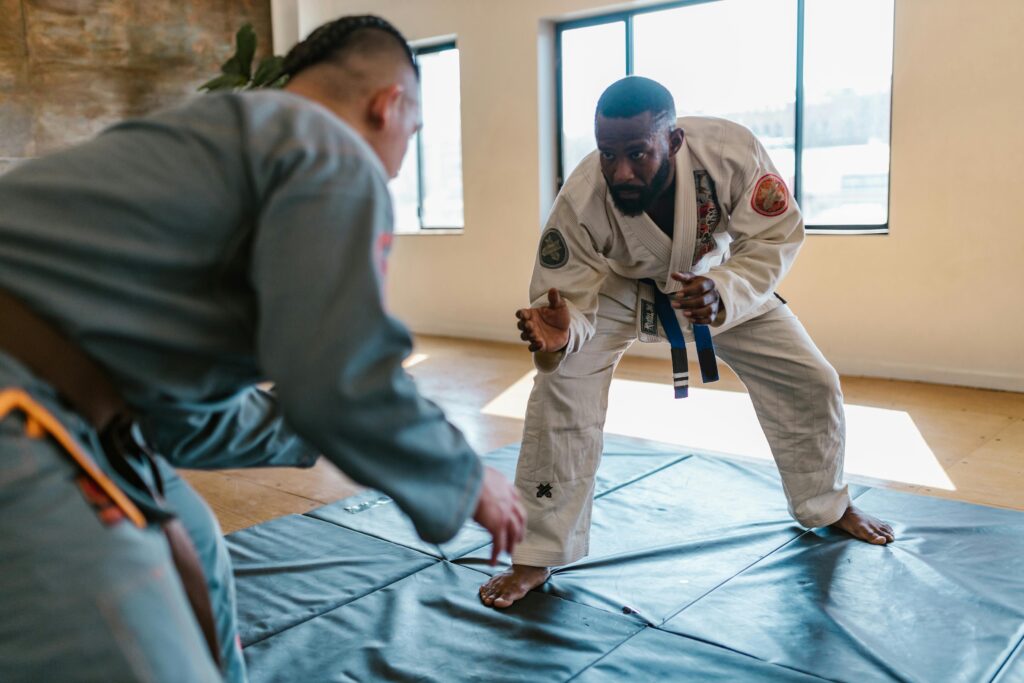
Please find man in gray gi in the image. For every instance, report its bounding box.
[0,15,523,682]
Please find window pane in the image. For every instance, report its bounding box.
[634,0,797,192]
[560,21,626,180]
[419,48,464,228]
[802,0,894,225]
[389,130,420,234]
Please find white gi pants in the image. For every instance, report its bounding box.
[512,274,851,568]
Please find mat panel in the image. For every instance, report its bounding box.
[307,435,686,560]
[660,488,1024,683]
[243,561,644,683]
[227,514,435,647]
[462,455,822,625]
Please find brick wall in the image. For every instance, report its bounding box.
[0,0,272,174]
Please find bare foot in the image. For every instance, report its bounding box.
[479,564,551,608]
[831,505,895,545]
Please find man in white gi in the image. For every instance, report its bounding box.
[479,76,894,609]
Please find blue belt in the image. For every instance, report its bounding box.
[647,282,719,398]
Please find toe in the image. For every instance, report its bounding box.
[493,595,513,609]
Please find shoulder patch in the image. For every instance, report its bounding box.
[539,229,569,269]
[751,173,789,217]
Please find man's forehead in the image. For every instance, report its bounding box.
[596,113,659,146]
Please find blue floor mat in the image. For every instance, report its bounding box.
[229,436,1024,682]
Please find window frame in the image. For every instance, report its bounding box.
[554,0,895,234]
[404,39,462,233]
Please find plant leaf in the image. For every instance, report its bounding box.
[251,55,284,87]
[221,24,257,79]
[198,73,249,92]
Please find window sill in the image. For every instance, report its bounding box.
[806,225,888,236]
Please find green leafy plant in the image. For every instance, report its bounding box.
[199,24,287,92]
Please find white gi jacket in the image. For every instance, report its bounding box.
[530,116,804,371]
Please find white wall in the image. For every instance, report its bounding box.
[278,0,1024,391]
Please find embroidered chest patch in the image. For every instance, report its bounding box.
[539,228,569,269]
[692,170,722,264]
[751,173,789,217]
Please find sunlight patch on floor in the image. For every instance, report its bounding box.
[403,353,430,369]
[481,372,955,490]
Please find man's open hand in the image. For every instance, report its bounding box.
[473,466,526,565]
[515,288,570,353]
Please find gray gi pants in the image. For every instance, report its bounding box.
[0,351,243,683]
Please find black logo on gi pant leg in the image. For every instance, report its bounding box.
[539,229,568,269]
[536,483,553,498]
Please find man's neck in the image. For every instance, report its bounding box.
[645,175,677,239]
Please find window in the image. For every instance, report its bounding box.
[391,42,464,233]
[557,0,895,232]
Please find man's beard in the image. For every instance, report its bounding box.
[609,157,673,217]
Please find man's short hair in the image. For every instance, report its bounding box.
[282,15,418,80]
[595,76,676,129]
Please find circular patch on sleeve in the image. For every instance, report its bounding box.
[750,173,789,217]
[539,228,569,269]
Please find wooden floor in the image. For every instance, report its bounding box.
[182,335,1024,534]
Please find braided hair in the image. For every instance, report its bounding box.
[282,15,418,80]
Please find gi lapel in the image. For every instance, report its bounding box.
[608,192,672,272]
[669,137,698,292]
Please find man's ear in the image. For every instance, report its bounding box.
[366,84,404,130]
[668,127,685,157]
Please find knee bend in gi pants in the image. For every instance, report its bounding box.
[511,287,850,568]
[0,352,242,683]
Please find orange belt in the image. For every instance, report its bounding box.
[0,287,221,667]
[0,388,145,528]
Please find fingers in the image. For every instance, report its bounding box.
[681,304,717,325]
[677,277,714,298]
[670,271,692,284]
[491,524,507,566]
[672,290,717,310]
[519,319,544,349]
[547,288,564,309]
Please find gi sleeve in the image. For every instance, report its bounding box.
[137,387,320,469]
[249,143,482,544]
[706,134,804,325]
[528,193,610,372]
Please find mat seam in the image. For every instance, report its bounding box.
[989,626,1024,682]
[239,517,443,649]
[592,454,693,501]
[649,628,839,683]
[658,526,813,625]
[301,510,450,561]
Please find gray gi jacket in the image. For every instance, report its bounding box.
[0,90,481,542]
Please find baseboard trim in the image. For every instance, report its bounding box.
[407,322,1024,393]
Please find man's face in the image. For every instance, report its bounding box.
[596,112,678,217]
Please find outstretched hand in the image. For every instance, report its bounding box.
[515,288,570,353]
[472,466,526,565]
